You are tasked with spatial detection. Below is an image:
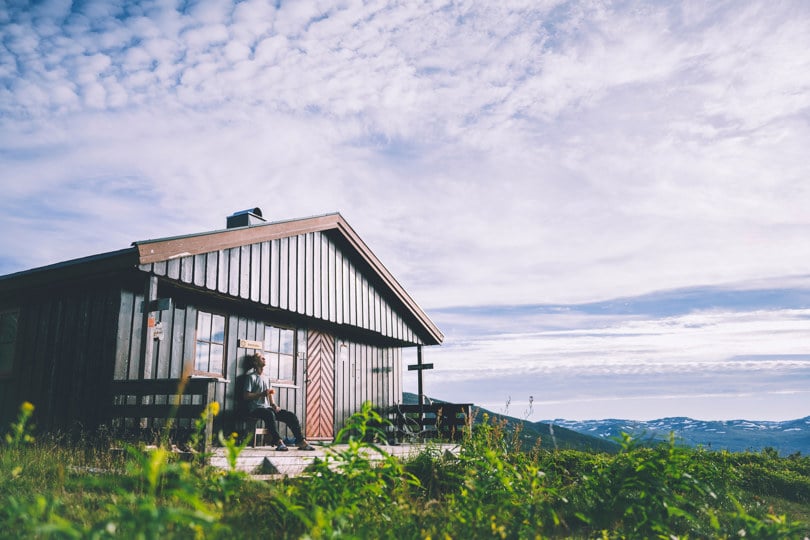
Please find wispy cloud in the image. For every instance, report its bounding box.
[413,286,810,420]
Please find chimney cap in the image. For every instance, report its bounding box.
[229,207,263,218]
[226,207,266,228]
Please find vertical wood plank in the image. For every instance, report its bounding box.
[328,239,337,323]
[228,248,240,296]
[320,234,329,321]
[279,237,289,310]
[180,255,194,284]
[169,304,185,378]
[140,276,158,380]
[128,292,144,381]
[334,250,343,325]
[344,257,352,325]
[205,252,218,290]
[306,233,315,317]
[250,243,261,302]
[288,236,298,313]
[260,241,270,305]
[270,238,280,307]
[312,233,321,319]
[193,254,206,287]
[296,235,305,314]
[114,290,135,380]
[217,249,229,293]
[348,265,356,326]
[155,304,171,379]
[167,258,180,280]
[239,245,250,299]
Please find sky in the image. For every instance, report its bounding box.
[2,0,810,422]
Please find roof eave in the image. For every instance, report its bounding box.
[0,248,140,294]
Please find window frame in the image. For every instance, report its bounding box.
[261,323,297,385]
[0,308,19,379]
[193,310,227,378]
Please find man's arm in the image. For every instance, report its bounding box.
[267,387,279,411]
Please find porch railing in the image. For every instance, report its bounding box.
[108,378,218,453]
[386,402,473,442]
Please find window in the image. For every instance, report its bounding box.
[195,311,225,377]
[262,324,295,383]
[0,310,18,377]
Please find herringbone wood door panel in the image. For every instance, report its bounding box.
[305,330,334,439]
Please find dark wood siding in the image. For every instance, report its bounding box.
[0,282,120,433]
[333,340,401,431]
[141,231,422,346]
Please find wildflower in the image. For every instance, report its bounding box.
[21,401,34,414]
[209,401,220,417]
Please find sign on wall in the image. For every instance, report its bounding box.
[239,339,263,350]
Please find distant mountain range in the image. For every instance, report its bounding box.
[545,417,810,455]
[402,392,810,455]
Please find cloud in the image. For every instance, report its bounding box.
[414,291,810,420]
[3,0,810,420]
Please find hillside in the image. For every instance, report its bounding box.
[401,392,618,453]
[546,416,810,455]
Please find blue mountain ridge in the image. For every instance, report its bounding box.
[543,416,810,455]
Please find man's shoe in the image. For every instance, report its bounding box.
[276,442,289,451]
[296,439,315,451]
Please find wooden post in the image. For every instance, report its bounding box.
[139,275,158,380]
[417,346,424,407]
[407,345,434,432]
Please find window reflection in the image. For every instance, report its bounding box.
[195,311,225,376]
[263,324,296,383]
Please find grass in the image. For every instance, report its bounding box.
[2,401,809,539]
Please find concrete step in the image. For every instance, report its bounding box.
[209,442,460,478]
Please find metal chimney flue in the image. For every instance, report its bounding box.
[227,207,266,228]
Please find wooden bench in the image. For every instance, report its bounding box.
[386,403,473,442]
[108,377,218,453]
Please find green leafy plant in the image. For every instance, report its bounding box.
[2,396,809,539]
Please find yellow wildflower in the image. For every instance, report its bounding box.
[209,401,220,417]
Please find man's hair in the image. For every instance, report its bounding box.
[246,352,263,371]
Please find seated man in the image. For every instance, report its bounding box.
[242,352,314,451]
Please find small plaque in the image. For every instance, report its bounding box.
[239,339,263,350]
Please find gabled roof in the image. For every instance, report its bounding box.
[133,213,443,345]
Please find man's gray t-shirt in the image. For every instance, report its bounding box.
[243,369,271,412]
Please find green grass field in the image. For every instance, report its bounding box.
[3,401,809,539]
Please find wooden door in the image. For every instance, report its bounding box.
[304,330,335,440]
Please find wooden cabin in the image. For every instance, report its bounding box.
[0,210,443,443]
